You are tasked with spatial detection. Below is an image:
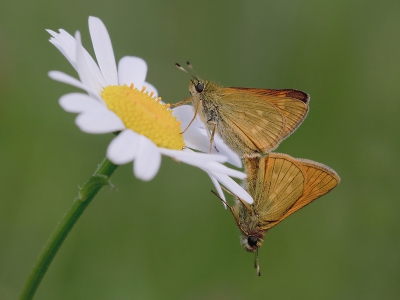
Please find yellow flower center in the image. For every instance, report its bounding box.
[102,84,184,150]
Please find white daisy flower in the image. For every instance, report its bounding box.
[47,16,253,204]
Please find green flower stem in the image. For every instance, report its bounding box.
[20,157,118,300]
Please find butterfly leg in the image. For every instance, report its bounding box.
[220,185,252,211]
[169,96,192,108]
[181,100,201,134]
[208,122,219,153]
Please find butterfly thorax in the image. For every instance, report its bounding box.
[189,79,222,128]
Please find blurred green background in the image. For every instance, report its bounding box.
[1,0,399,299]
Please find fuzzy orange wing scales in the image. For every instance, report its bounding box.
[265,158,340,230]
[234,88,310,138]
[218,88,286,152]
[255,154,305,222]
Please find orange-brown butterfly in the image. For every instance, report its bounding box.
[173,63,309,157]
[214,153,340,275]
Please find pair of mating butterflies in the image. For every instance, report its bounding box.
[174,64,340,275]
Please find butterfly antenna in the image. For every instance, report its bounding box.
[220,186,252,211]
[255,249,261,276]
[211,190,249,236]
[186,61,200,79]
[211,190,232,210]
[175,63,197,80]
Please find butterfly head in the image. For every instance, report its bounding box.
[239,230,264,276]
[189,79,207,96]
[239,231,265,252]
[175,62,209,97]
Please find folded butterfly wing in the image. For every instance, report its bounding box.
[250,154,305,226]
[227,88,309,147]
[218,89,286,154]
[264,157,340,230]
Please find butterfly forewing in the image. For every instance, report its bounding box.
[219,114,275,155]
[267,98,309,137]
[289,159,340,215]
[231,88,309,142]
[218,88,286,153]
[253,154,305,222]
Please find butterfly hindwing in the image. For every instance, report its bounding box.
[252,153,305,224]
[285,158,340,217]
[264,157,340,230]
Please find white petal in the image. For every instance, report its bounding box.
[48,29,107,88]
[213,135,242,168]
[181,128,210,151]
[172,105,201,129]
[59,93,107,113]
[75,111,125,133]
[134,136,161,181]
[209,172,253,204]
[117,56,147,88]
[159,148,228,164]
[172,106,218,146]
[48,71,103,102]
[204,161,246,179]
[75,31,103,94]
[172,106,209,150]
[47,29,77,68]
[172,106,242,167]
[143,82,158,98]
[49,71,89,92]
[88,16,118,85]
[208,174,227,208]
[107,130,140,164]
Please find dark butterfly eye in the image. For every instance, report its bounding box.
[248,236,258,247]
[195,82,204,93]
